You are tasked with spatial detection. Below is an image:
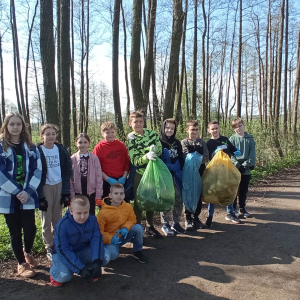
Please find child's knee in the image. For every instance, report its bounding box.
[132,224,143,233]
[50,265,73,283]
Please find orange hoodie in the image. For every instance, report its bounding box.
[97,199,137,244]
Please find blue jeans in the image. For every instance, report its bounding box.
[103,224,143,266]
[207,203,234,216]
[226,203,234,214]
[50,246,92,283]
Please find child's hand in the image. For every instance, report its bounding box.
[111,234,122,245]
[92,259,102,278]
[145,152,157,161]
[116,227,128,239]
[107,177,118,185]
[17,191,30,204]
[117,177,126,185]
[238,165,246,173]
[214,148,222,154]
[39,197,48,212]
[149,145,156,152]
[234,147,242,157]
[79,266,94,280]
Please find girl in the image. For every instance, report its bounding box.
[0,112,42,278]
[37,124,72,261]
[70,133,103,215]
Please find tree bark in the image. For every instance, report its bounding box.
[84,0,90,133]
[236,0,242,117]
[79,0,85,132]
[163,0,183,120]
[201,0,207,136]
[283,0,289,134]
[0,32,5,121]
[40,0,58,124]
[152,42,160,128]
[191,0,197,119]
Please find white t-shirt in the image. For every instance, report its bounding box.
[42,145,62,185]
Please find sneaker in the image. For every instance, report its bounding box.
[161,224,175,236]
[18,263,36,278]
[225,213,241,224]
[145,226,165,239]
[193,218,207,229]
[90,277,99,283]
[206,216,213,228]
[133,251,148,263]
[50,275,63,287]
[185,220,194,231]
[46,248,53,261]
[24,251,38,268]
[171,222,186,234]
[241,209,251,218]
[235,210,244,218]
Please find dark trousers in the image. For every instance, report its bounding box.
[4,209,36,264]
[76,192,96,215]
[185,196,202,221]
[102,178,119,199]
[233,174,251,210]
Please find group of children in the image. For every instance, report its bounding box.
[0,110,256,287]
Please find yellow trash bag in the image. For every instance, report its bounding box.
[202,150,241,206]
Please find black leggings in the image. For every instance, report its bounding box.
[4,209,36,264]
[233,174,251,210]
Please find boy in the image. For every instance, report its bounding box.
[93,121,130,198]
[206,120,242,226]
[97,183,147,264]
[49,195,104,287]
[229,118,256,218]
[127,111,163,238]
[181,120,209,231]
[159,118,185,235]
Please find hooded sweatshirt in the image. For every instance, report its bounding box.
[229,132,256,175]
[97,198,136,244]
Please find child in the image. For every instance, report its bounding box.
[229,118,256,218]
[0,112,42,278]
[181,120,209,231]
[37,124,73,261]
[159,118,185,235]
[97,183,147,264]
[127,111,163,238]
[71,133,103,215]
[49,195,104,287]
[206,120,241,226]
[93,121,129,199]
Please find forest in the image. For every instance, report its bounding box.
[0,0,300,167]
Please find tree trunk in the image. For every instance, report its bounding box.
[163,0,183,120]
[59,0,71,149]
[84,0,90,133]
[205,0,210,128]
[0,32,5,121]
[152,42,159,128]
[184,65,189,118]
[236,0,242,117]
[112,0,125,140]
[201,0,207,137]
[57,0,61,112]
[121,0,131,120]
[268,8,274,125]
[191,0,197,119]
[283,0,289,134]
[40,0,58,124]
[71,0,77,138]
[79,0,85,132]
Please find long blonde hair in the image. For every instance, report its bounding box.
[0,112,33,151]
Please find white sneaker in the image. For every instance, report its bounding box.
[161,224,175,236]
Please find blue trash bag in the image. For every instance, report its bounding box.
[182,152,203,213]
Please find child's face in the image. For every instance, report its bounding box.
[76,137,90,153]
[7,116,23,139]
[234,122,245,136]
[208,124,220,139]
[165,123,175,137]
[129,117,144,134]
[41,128,57,145]
[186,126,199,140]
[109,188,125,206]
[70,203,90,224]
[102,128,116,142]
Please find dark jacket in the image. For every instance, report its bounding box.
[54,210,104,274]
[37,142,73,198]
[206,136,237,160]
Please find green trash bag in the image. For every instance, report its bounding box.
[136,158,175,212]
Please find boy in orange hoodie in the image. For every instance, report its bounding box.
[97,183,147,265]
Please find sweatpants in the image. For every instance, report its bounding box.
[233,174,251,210]
[41,182,62,249]
[5,208,36,264]
[133,172,154,226]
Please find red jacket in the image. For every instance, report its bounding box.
[70,151,103,199]
[93,139,130,178]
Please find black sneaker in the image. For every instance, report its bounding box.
[240,209,251,218]
[206,216,213,228]
[145,226,165,239]
[193,218,207,229]
[133,251,148,263]
[171,222,186,234]
[185,220,194,231]
[225,213,241,224]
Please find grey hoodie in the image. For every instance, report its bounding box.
[229,132,256,175]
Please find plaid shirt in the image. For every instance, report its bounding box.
[0,141,42,214]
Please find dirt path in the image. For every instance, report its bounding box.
[1,166,300,300]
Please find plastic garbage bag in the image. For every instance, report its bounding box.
[136,158,175,211]
[202,150,241,206]
[182,152,203,213]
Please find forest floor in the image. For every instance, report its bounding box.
[1,166,300,300]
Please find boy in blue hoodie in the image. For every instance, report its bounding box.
[229,118,256,218]
[49,195,104,287]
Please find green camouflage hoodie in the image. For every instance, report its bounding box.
[229,132,256,175]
